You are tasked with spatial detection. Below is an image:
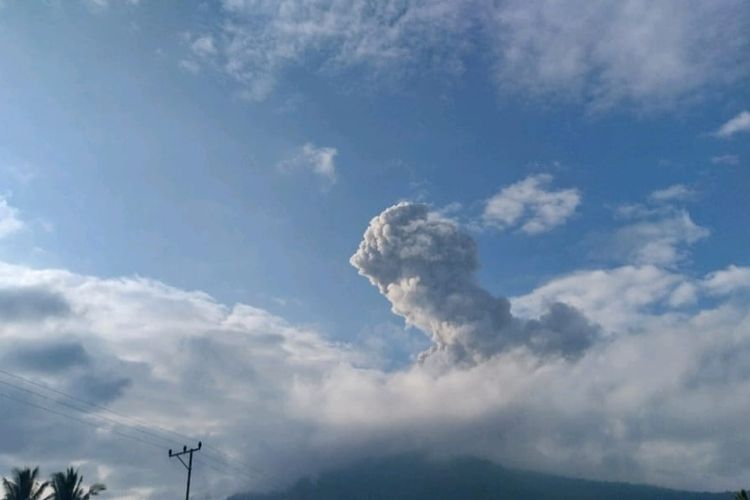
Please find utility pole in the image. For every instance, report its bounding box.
[169,441,202,500]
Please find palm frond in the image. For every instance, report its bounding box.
[2,466,48,500]
[44,467,105,500]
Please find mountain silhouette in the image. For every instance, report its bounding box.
[230,455,732,500]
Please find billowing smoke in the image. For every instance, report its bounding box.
[350,202,599,364]
[1,206,749,496]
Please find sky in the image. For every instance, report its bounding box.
[0,0,749,498]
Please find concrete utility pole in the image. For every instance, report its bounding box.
[169,441,202,500]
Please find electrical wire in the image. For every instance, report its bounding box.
[0,368,287,488]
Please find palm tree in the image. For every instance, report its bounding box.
[736,490,749,500]
[3,467,49,500]
[2,466,49,500]
[44,469,104,500]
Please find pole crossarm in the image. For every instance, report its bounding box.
[169,441,202,500]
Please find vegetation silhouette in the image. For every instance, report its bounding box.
[1,467,106,500]
[45,468,105,500]
[2,466,49,500]
[735,491,748,500]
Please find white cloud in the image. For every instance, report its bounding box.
[512,264,750,335]
[191,0,750,108]
[216,0,472,101]
[488,0,749,110]
[608,188,708,267]
[512,265,693,333]
[714,110,750,138]
[703,265,750,295]
[607,209,709,266]
[648,184,696,203]
[711,154,740,166]
[0,262,355,499]
[190,34,217,58]
[187,0,749,108]
[0,196,24,238]
[178,33,219,75]
[483,174,581,234]
[2,204,750,497]
[278,142,338,183]
[323,204,750,492]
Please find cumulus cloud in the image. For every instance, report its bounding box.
[1,203,750,498]
[351,202,598,364]
[483,174,581,234]
[189,0,749,108]
[714,110,750,138]
[298,261,750,492]
[703,265,750,295]
[0,261,355,499]
[512,265,697,334]
[278,143,338,183]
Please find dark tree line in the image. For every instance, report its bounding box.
[2,466,104,500]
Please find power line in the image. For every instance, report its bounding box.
[0,367,285,482]
[0,367,197,446]
[0,377,179,449]
[0,382,277,486]
[0,368,249,460]
[1,390,266,497]
[0,368,286,486]
[0,389,163,451]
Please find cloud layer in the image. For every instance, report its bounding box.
[1,202,749,498]
[184,0,750,109]
[489,0,749,110]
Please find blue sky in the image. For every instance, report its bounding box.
[1,0,748,333]
[0,1,749,499]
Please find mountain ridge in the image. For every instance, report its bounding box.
[230,454,734,500]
